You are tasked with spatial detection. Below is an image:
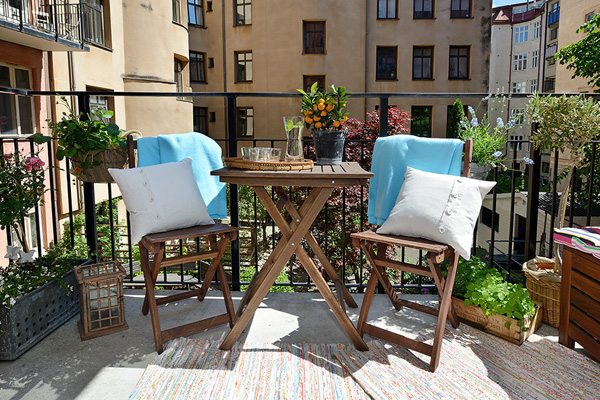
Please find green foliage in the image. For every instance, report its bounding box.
[240,266,294,293]
[447,99,465,139]
[0,152,46,253]
[555,14,600,88]
[297,83,349,130]
[453,257,536,328]
[526,94,600,167]
[494,170,526,194]
[32,97,127,169]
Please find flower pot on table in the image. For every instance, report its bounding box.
[313,129,346,165]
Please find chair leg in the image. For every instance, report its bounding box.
[363,243,402,311]
[140,245,165,354]
[429,252,459,372]
[142,244,164,316]
[428,254,460,329]
[215,244,238,327]
[357,273,378,336]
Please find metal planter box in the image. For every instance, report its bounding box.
[0,269,80,360]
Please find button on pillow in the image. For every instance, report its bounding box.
[377,167,495,259]
[109,158,214,245]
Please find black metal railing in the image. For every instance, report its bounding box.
[0,88,598,294]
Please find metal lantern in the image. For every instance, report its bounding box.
[75,261,128,340]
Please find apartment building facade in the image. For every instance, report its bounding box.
[188,0,492,142]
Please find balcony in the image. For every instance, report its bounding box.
[0,0,86,51]
[547,7,560,26]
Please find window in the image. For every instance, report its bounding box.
[533,21,541,39]
[511,81,526,93]
[530,79,537,92]
[411,106,432,137]
[87,87,115,121]
[481,207,499,232]
[237,107,254,137]
[174,59,184,92]
[173,0,181,23]
[412,46,433,80]
[413,0,433,19]
[189,51,207,83]
[234,51,252,82]
[0,65,34,135]
[234,0,251,26]
[543,77,555,92]
[542,161,550,174]
[513,53,528,70]
[82,0,106,46]
[188,0,204,26]
[510,108,524,125]
[532,50,538,68]
[510,135,524,151]
[550,27,558,40]
[515,26,529,43]
[303,75,326,92]
[450,0,471,18]
[9,211,41,254]
[193,107,208,134]
[448,46,469,79]
[303,21,325,54]
[545,43,557,59]
[378,0,397,19]
[376,46,397,80]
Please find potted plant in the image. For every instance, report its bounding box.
[522,93,600,327]
[33,97,129,183]
[297,83,349,165]
[451,257,542,345]
[458,104,513,179]
[0,151,84,360]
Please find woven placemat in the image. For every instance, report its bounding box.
[224,157,314,171]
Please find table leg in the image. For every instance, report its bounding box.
[220,187,333,350]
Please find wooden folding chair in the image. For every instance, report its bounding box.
[127,136,238,354]
[351,139,472,372]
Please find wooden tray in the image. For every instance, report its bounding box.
[224,157,314,171]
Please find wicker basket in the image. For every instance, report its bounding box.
[224,157,314,171]
[523,257,561,328]
[70,149,128,183]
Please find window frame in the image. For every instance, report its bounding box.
[450,0,471,19]
[234,0,252,26]
[412,46,434,80]
[234,50,253,83]
[410,105,433,137]
[448,45,470,80]
[514,25,529,43]
[303,21,326,54]
[376,46,398,81]
[188,0,205,26]
[236,107,254,137]
[377,0,398,19]
[174,58,184,96]
[81,0,108,47]
[532,50,539,69]
[0,64,35,136]
[172,0,182,23]
[513,53,528,71]
[189,51,207,83]
[193,106,209,134]
[303,75,326,92]
[413,0,434,19]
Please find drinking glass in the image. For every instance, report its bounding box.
[283,116,304,161]
[269,148,281,162]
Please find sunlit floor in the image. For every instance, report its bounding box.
[0,290,564,400]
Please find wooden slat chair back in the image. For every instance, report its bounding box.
[127,135,238,354]
[351,139,472,372]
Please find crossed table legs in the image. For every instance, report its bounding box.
[220,186,368,351]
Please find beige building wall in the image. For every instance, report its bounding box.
[555,0,600,93]
[190,0,491,143]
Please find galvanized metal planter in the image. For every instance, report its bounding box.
[0,270,80,360]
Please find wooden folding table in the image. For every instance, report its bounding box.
[212,162,372,351]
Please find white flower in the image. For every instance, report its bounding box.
[492,151,503,158]
[507,120,515,129]
[522,157,534,165]
[459,120,468,129]
[468,106,476,117]
[9,298,15,306]
[496,118,504,128]
[470,117,479,127]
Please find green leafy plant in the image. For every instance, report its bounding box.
[447,99,466,139]
[0,151,46,254]
[453,257,536,328]
[297,83,349,130]
[555,14,600,88]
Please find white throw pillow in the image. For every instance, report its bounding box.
[109,158,214,245]
[377,167,496,259]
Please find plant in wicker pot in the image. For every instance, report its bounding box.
[32,97,129,183]
[297,83,349,165]
[523,93,600,327]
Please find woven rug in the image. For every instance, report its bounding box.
[129,338,367,400]
[334,324,600,400]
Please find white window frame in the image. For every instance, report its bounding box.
[533,21,541,39]
[510,108,525,125]
[532,50,539,68]
[530,79,537,92]
[0,63,35,136]
[511,81,527,93]
[513,53,528,71]
[515,26,529,43]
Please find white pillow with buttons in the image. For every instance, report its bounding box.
[377,167,496,259]
[109,158,214,245]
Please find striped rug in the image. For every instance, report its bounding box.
[335,325,600,400]
[129,339,367,400]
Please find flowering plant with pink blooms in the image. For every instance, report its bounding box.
[0,151,46,254]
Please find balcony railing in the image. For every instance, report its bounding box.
[0,0,85,47]
[547,7,559,26]
[0,88,598,294]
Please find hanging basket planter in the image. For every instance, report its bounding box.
[70,148,128,184]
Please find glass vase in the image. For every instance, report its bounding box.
[283,116,304,161]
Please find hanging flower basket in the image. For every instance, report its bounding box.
[70,148,128,183]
